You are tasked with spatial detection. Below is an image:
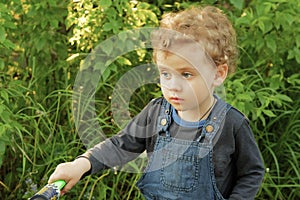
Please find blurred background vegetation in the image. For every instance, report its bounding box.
[1,0,300,199]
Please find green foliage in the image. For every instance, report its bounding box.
[227,0,300,198]
[235,0,300,73]
[1,0,300,199]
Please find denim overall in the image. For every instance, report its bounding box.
[137,97,231,200]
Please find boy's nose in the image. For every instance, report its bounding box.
[167,77,183,92]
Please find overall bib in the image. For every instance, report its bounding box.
[137,98,231,200]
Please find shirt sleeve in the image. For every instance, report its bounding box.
[86,98,160,174]
[228,118,265,200]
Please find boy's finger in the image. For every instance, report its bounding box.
[48,173,56,184]
[48,163,70,184]
[48,172,63,184]
[61,180,76,194]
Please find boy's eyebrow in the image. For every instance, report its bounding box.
[176,67,198,72]
[157,65,170,70]
[157,65,199,74]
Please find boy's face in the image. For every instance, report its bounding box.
[156,45,226,120]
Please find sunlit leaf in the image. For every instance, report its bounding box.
[263,109,276,117]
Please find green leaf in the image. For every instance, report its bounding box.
[269,75,282,89]
[41,20,48,29]
[117,56,132,66]
[259,114,266,127]
[101,68,111,82]
[101,39,113,55]
[66,53,80,62]
[296,53,300,64]
[0,125,9,168]
[0,59,4,70]
[0,90,9,103]
[258,20,265,33]
[266,39,277,53]
[229,0,244,10]
[49,19,59,28]
[0,110,11,123]
[263,18,273,34]
[48,0,56,7]
[2,39,16,49]
[100,0,112,9]
[292,47,300,63]
[296,35,300,48]
[238,93,252,101]
[287,74,300,86]
[118,31,128,42]
[284,13,294,26]
[0,3,7,12]
[262,110,276,117]
[145,10,158,24]
[287,49,295,60]
[0,104,4,115]
[93,61,106,71]
[3,21,16,29]
[103,23,113,31]
[36,37,47,51]
[275,94,293,103]
[0,27,6,43]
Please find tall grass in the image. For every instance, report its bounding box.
[259,103,300,199]
[0,60,156,199]
[225,66,300,200]
[1,46,300,200]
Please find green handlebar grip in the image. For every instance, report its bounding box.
[29,180,66,200]
[53,180,66,190]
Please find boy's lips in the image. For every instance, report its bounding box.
[169,97,184,104]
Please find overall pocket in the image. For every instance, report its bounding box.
[161,151,200,192]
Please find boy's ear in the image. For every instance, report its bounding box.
[213,64,228,86]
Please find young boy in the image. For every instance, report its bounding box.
[49,6,265,199]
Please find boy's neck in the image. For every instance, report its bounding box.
[177,97,216,122]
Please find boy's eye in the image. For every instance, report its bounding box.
[182,72,193,78]
[161,72,171,78]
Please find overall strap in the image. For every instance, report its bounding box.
[197,97,232,145]
[157,98,172,137]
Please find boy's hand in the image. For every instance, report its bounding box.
[48,157,91,195]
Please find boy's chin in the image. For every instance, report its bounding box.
[170,104,184,111]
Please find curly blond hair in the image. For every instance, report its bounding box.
[153,6,238,73]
